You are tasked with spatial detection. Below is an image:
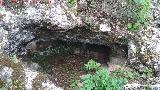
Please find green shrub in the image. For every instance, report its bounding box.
[9,54,19,63]
[72,60,128,90]
[127,0,152,31]
[67,0,77,8]
[12,80,24,90]
[67,0,76,4]
[112,68,140,80]
[70,80,79,89]
[71,60,155,90]
[142,67,154,77]
[0,80,8,90]
[84,59,101,71]
[73,68,127,90]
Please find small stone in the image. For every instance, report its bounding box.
[99,23,111,32]
[0,67,14,87]
[26,41,37,53]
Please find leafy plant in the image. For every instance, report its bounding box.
[12,79,24,90]
[13,80,23,90]
[70,80,78,89]
[142,67,154,77]
[112,68,140,80]
[67,0,77,8]
[78,69,127,90]
[0,80,8,90]
[127,22,141,32]
[127,0,152,31]
[0,86,8,90]
[71,60,155,90]
[112,67,154,81]
[10,54,19,63]
[72,60,128,90]
[68,0,76,4]
[84,59,101,71]
[144,84,151,90]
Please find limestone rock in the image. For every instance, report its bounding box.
[0,67,13,88]
[128,27,160,76]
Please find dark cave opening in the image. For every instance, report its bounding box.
[21,39,128,89]
[26,39,128,66]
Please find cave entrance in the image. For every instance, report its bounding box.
[28,39,112,65]
[24,39,128,89]
[28,39,128,66]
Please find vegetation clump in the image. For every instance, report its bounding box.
[84,59,101,71]
[127,0,152,31]
[71,59,128,90]
[0,80,8,90]
[71,59,155,90]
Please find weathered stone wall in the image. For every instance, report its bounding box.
[1,1,129,56]
[126,0,160,76]
[1,0,160,89]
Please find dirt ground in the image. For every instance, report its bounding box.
[31,53,109,90]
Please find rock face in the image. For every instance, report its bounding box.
[126,0,160,76]
[0,1,129,89]
[0,54,63,90]
[1,1,128,56]
[1,0,160,89]
[124,84,160,90]
[128,27,160,76]
[0,67,13,88]
[1,0,159,73]
[76,0,160,78]
[1,2,78,55]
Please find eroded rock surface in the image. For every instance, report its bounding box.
[0,54,63,90]
[1,1,128,56]
[0,0,160,89]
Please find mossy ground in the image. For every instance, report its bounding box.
[0,54,25,90]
